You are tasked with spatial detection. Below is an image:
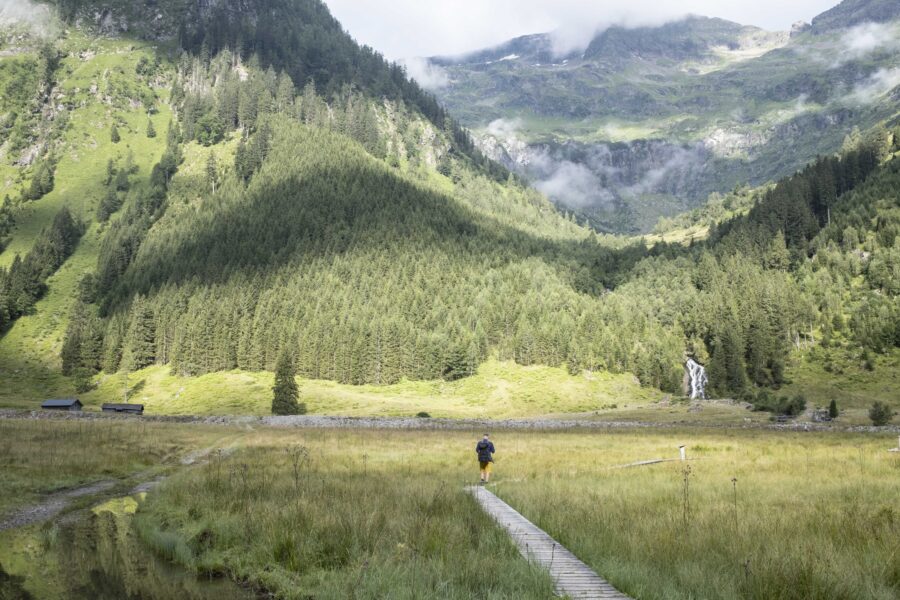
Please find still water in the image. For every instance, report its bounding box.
[0,494,253,600]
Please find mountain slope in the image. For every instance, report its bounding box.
[0,0,896,421]
[429,1,900,233]
[811,0,900,32]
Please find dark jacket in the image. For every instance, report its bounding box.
[476,440,495,463]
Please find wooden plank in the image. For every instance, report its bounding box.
[468,486,632,599]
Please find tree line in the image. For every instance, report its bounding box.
[0,207,82,331]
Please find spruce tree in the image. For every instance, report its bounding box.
[206,153,218,193]
[272,350,304,415]
[126,298,156,370]
[828,399,838,419]
[147,118,157,138]
[111,124,121,143]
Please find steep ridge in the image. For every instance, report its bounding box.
[811,0,900,32]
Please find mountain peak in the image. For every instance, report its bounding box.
[583,16,769,62]
[811,0,900,33]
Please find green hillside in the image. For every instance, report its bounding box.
[0,0,897,422]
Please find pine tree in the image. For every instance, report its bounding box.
[105,159,116,185]
[126,298,156,370]
[111,124,120,143]
[828,399,838,419]
[869,402,893,426]
[767,231,790,271]
[206,152,218,193]
[146,118,157,138]
[272,350,304,415]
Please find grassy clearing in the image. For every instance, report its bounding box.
[0,358,661,418]
[137,428,556,599]
[0,419,227,515]
[496,429,900,600]
[781,348,900,423]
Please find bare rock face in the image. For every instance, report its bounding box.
[790,21,811,38]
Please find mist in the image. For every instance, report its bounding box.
[399,57,450,90]
[0,0,55,36]
[849,68,900,104]
[324,0,838,61]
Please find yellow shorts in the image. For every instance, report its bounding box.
[479,461,492,473]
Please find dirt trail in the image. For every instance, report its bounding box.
[0,480,117,531]
[0,433,246,533]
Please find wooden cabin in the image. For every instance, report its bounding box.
[101,403,145,416]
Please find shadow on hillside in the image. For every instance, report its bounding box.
[102,153,650,313]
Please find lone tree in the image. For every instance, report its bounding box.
[110,124,120,143]
[272,350,305,415]
[828,399,839,420]
[146,118,156,138]
[869,401,893,426]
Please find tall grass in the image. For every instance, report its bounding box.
[4,421,897,599]
[136,429,556,599]
[495,430,900,600]
[0,419,226,514]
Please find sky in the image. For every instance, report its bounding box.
[323,0,841,61]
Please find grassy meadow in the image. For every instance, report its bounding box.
[0,418,229,515]
[128,425,898,600]
[0,419,897,598]
[1,358,661,418]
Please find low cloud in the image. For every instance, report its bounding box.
[398,57,450,90]
[324,0,837,62]
[0,0,55,36]
[847,68,900,104]
[479,134,712,212]
[534,159,610,209]
[624,146,706,196]
[841,22,900,60]
[486,118,524,138]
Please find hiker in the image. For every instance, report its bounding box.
[476,433,495,484]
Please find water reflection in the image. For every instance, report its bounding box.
[0,494,252,600]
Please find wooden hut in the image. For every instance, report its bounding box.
[41,398,83,412]
[101,403,145,415]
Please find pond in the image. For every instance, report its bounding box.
[0,493,254,600]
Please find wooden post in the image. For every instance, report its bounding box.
[679,445,687,461]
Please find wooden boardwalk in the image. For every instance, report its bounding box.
[468,486,631,600]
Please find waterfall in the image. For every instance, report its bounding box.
[686,359,708,400]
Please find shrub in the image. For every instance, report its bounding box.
[869,402,894,426]
[416,411,431,418]
[195,112,225,146]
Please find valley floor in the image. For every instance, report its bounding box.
[1,353,897,426]
[0,418,897,599]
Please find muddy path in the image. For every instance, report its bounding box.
[0,480,118,531]
[0,434,245,533]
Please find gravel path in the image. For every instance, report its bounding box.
[2,408,898,434]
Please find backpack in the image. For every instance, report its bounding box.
[477,441,492,462]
